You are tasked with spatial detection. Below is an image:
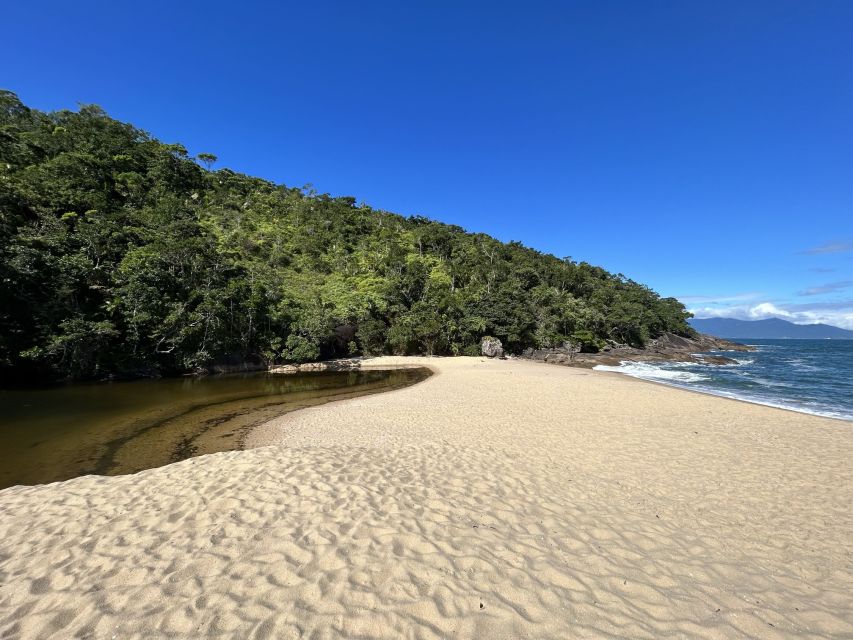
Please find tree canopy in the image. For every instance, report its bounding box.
[0,90,693,383]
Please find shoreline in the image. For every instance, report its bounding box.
[597,371,853,424]
[2,356,851,638]
[583,357,853,424]
[265,353,852,425]
[592,365,853,423]
[0,367,434,491]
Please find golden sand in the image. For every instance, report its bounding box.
[1,356,851,638]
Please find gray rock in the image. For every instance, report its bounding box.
[481,336,504,358]
[518,331,753,369]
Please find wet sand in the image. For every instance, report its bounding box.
[1,356,851,638]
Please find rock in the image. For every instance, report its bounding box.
[518,331,752,369]
[269,364,299,374]
[649,331,754,354]
[481,336,504,358]
[269,358,366,375]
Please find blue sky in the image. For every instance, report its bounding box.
[5,1,853,326]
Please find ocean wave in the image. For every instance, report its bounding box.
[700,356,754,367]
[782,358,821,373]
[593,361,853,421]
[748,377,793,388]
[687,387,853,421]
[593,361,710,383]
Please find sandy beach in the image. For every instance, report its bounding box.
[1,356,851,639]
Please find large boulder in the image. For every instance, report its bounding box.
[480,336,504,358]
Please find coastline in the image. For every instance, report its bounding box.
[265,352,851,424]
[593,363,853,423]
[2,356,851,638]
[587,337,853,423]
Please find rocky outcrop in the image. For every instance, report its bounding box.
[269,358,366,374]
[520,332,753,368]
[647,332,751,354]
[481,337,504,358]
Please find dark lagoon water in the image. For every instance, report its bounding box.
[0,368,430,490]
[595,339,853,421]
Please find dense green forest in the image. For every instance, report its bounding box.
[0,91,693,383]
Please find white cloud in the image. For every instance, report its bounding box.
[797,280,853,296]
[798,241,853,255]
[688,301,853,329]
[747,302,795,319]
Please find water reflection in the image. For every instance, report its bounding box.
[0,368,430,489]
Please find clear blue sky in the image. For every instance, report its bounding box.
[5,1,853,326]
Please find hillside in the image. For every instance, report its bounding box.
[689,317,853,339]
[0,91,693,382]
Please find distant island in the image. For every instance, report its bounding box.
[689,317,853,339]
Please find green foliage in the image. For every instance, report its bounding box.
[196,152,217,168]
[282,334,320,363]
[569,330,606,354]
[0,91,695,383]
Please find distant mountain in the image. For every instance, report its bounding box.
[689,317,853,339]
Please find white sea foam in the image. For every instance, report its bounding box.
[749,377,792,388]
[694,355,754,367]
[594,361,853,421]
[781,357,822,373]
[686,388,853,421]
[593,361,710,383]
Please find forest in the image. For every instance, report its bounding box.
[0,90,694,383]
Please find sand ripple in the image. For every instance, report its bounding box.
[1,357,851,638]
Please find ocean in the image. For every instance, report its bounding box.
[594,338,853,421]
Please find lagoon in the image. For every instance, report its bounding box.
[0,368,430,489]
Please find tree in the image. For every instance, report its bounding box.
[0,91,695,383]
[197,152,217,169]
